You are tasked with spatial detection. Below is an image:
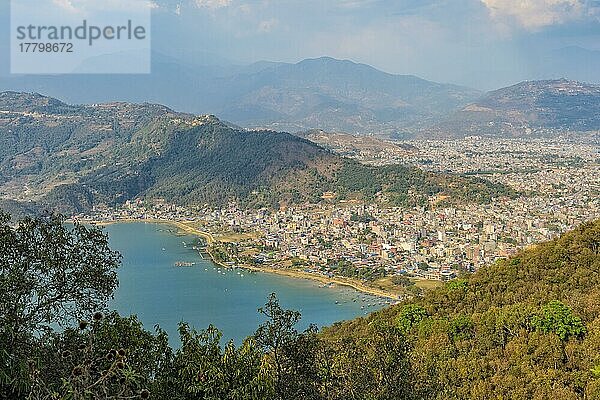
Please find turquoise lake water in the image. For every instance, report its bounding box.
[105,222,383,345]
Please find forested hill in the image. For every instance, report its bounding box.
[323,219,600,399]
[0,92,512,213]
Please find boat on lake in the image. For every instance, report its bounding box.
[174,261,195,267]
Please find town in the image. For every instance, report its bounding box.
[78,137,600,296]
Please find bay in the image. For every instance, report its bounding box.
[106,222,383,345]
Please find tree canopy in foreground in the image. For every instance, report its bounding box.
[1,212,599,399]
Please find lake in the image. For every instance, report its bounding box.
[105,222,383,345]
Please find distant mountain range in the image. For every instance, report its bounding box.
[2,55,598,138]
[429,79,600,138]
[211,57,481,133]
[0,55,481,135]
[0,92,512,214]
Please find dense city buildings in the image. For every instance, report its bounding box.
[80,137,599,287]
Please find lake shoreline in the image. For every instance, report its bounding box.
[74,218,399,300]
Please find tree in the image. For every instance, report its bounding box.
[391,275,414,287]
[0,212,121,397]
[321,321,414,400]
[254,293,321,400]
[397,304,428,333]
[170,324,272,400]
[28,312,167,400]
[533,300,586,341]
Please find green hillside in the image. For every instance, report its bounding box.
[0,92,513,213]
[323,219,600,399]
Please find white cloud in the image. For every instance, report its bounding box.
[194,0,232,9]
[52,0,78,13]
[480,0,591,30]
[336,0,379,9]
[258,18,278,33]
[51,0,158,13]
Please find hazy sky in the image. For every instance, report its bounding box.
[1,0,600,89]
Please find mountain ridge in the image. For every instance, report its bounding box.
[3,58,598,138]
[0,92,513,214]
[0,55,481,135]
[426,79,600,138]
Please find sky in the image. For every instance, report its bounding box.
[1,0,600,89]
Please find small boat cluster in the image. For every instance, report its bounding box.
[174,261,195,267]
[214,267,244,277]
